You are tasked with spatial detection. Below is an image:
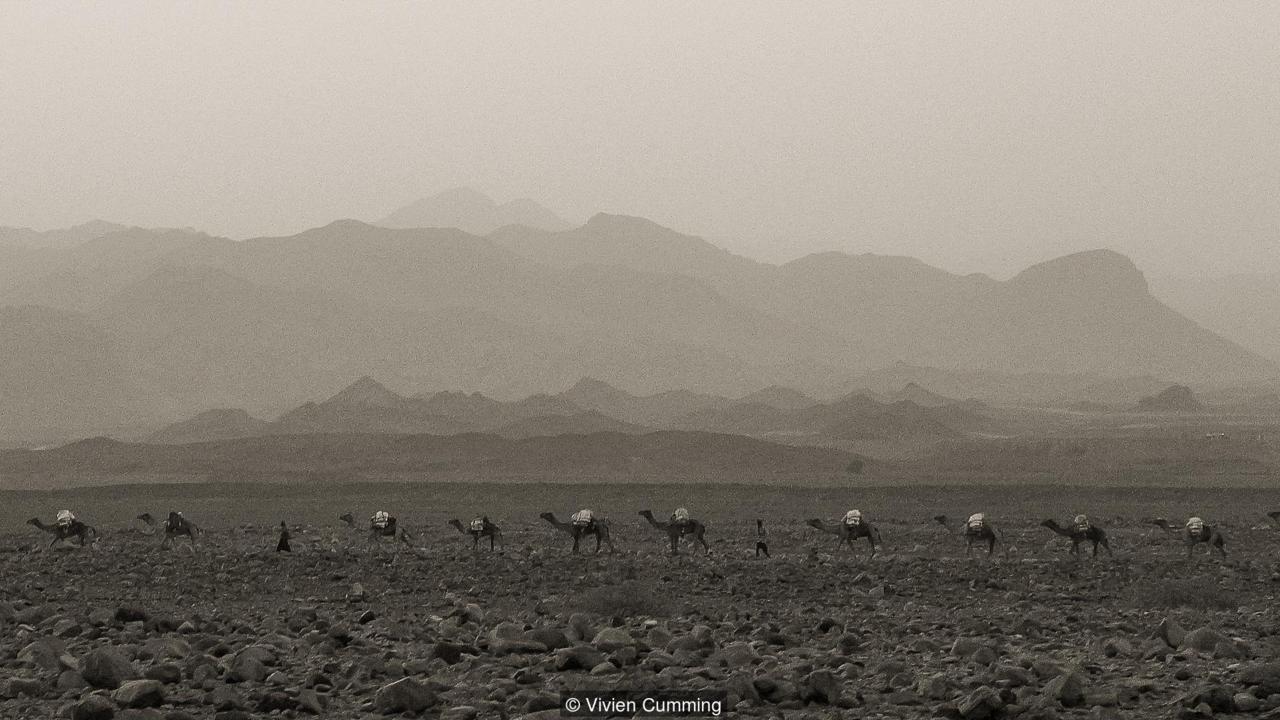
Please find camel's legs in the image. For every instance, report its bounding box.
[697,532,709,555]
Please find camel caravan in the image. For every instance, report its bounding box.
[22,503,1273,561]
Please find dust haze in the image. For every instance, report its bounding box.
[3,2,1279,277]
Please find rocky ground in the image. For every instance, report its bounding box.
[2,511,1280,719]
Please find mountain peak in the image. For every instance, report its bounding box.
[325,376,404,408]
[1009,249,1147,295]
[583,212,678,236]
[379,189,570,234]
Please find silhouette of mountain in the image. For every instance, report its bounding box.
[0,431,861,487]
[0,220,127,249]
[1133,385,1204,413]
[734,385,817,410]
[378,187,571,234]
[886,382,955,407]
[0,215,1274,440]
[1151,272,1280,364]
[147,409,271,444]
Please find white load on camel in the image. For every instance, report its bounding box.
[967,513,986,531]
[1073,514,1091,532]
[671,507,690,525]
[371,510,391,529]
[469,518,485,532]
[57,510,76,527]
[1186,516,1205,535]
[571,509,595,527]
[842,509,863,527]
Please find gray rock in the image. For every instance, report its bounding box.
[1042,667,1086,707]
[1240,662,1280,696]
[958,686,1003,719]
[375,677,438,713]
[555,646,607,671]
[72,694,116,720]
[1234,693,1261,712]
[112,679,165,708]
[591,627,633,652]
[82,648,140,690]
[1181,627,1228,653]
[717,642,758,668]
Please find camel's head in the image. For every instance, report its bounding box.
[447,519,463,529]
[539,512,556,523]
[25,517,40,527]
[339,513,354,525]
[804,518,823,529]
[1039,519,1058,529]
[932,515,948,526]
[637,510,654,518]
[136,513,154,525]
[1268,510,1280,522]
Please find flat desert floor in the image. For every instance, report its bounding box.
[1,483,1279,719]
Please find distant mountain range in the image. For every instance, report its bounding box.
[0,200,1276,444]
[378,187,572,235]
[148,375,995,460]
[0,430,863,489]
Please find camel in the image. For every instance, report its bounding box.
[160,511,201,548]
[448,517,503,551]
[755,519,769,558]
[1150,517,1226,558]
[1040,516,1112,558]
[638,510,709,555]
[135,513,158,534]
[805,512,882,555]
[361,511,414,549]
[934,514,1001,556]
[540,511,615,554]
[27,514,98,549]
[1268,511,1280,529]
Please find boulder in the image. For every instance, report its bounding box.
[375,677,439,713]
[112,679,165,708]
[82,648,139,689]
[71,694,116,720]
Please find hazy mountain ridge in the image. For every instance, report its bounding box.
[0,211,1275,443]
[0,430,862,488]
[1151,273,1280,364]
[378,187,572,234]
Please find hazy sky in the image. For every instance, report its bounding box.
[3,2,1278,278]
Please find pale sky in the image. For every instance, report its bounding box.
[2,1,1278,278]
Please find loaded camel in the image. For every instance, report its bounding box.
[935,513,1001,556]
[1150,517,1226,558]
[1040,515,1112,558]
[540,510,615,554]
[159,511,201,548]
[27,511,98,549]
[357,511,414,549]
[638,509,709,555]
[805,509,882,555]
[448,517,503,551]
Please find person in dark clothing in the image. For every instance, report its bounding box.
[276,521,291,552]
[755,518,769,558]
